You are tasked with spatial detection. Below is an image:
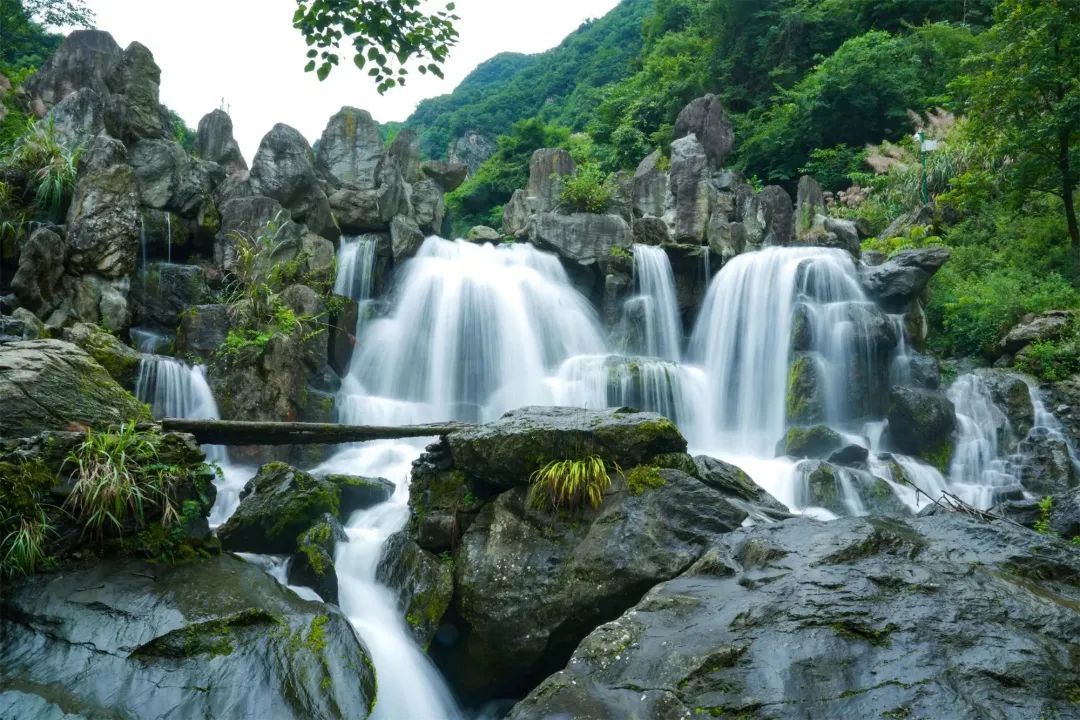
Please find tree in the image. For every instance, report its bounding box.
[21,0,93,27]
[293,0,459,92]
[958,0,1080,264]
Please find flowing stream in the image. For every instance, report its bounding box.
[173,235,1080,718]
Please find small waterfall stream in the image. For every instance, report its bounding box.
[628,244,682,361]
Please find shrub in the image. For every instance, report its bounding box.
[559,164,614,214]
[530,456,616,512]
[0,458,57,577]
[1,509,52,577]
[64,425,183,538]
[6,116,82,222]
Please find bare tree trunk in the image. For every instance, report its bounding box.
[159,419,471,445]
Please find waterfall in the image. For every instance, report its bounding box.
[627,244,682,361]
[134,354,248,524]
[334,235,379,302]
[344,238,606,423]
[688,246,867,455]
[946,373,1020,508]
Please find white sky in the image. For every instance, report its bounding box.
[81,0,622,161]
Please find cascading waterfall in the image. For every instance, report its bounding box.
[134,354,247,523]
[627,244,682,361]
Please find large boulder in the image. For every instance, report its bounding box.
[673,94,734,168]
[249,124,336,239]
[527,148,575,213]
[175,303,231,362]
[631,149,668,219]
[377,532,454,648]
[1016,427,1079,496]
[217,462,340,554]
[11,227,66,316]
[129,139,223,217]
[0,339,149,438]
[316,107,384,189]
[665,134,711,243]
[65,164,139,278]
[195,109,247,175]
[46,272,131,332]
[886,386,957,467]
[861,247,951,312]
[422,160,468,192]
[77,132,128,175]
[446,406,687,490]
[131,262,210,331]
[103,42,171,144]
[440,466,751,698]
[24,29,121,109]
[529,212,632,268]
[288,512,348,604]
[47,87,106,148]
[1001,310,1072,355]
[511,514,1080,720]
[786,351,827,425]
[779,424,843,459]
[0,554,376,719]
[60,322,141,389]
[795,459,909,516]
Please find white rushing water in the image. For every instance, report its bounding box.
[628,244,683,361]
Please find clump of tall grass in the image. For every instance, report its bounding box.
[1,508,52,577]
[7,116,81,222]
[529,456,616,512]
[64,424,181,538]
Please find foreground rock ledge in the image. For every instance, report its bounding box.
[0,554,376,720]
[510,514,1080,720]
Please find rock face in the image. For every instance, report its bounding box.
[11,227,66,315]
[448,131,496,174]
[527,148,575,213]
[131,262,209,331]
[249,124,335,239]
[861,246,951,312]
[529,212,632,268]
[0,554,376,720]
[65,164,139,277]
[0,339,149,438]
[377,532,454,648]
[673,93,734,168]
[60,321,141,388]
[446,406,686,489]
[511,514,1080,720]
[25,30,121,108]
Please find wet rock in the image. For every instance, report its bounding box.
[288,513,347,604]
[979,369,1034,440]
[829,443,871,466]
[328,296,358,375]
[46,273,131,332]
[217,462,340,554]
[175,303,231,362]
[511,514,1080,720]
[673,94,734,168]
[442,467,749,698]
[787,351,826,425]
[390,213,425,262]
[466,225,502,243]
[1016,427,1079,496]
[861,246,951,312]
[446,406,686,490]
[632,215,670,246]
[799,460,908,516]
[377,531,454,648]
[411,177,446,234]
[0,339,149,438]
[131,262,210,332]
[693,454,789,518]
[326,474,395,514]
[65,164,139,278]
[1001,310,1072,355]
[707,213,746,263]
[61,322,141,389]
[11,227,66,316]
[0,554,376,719]
[195,108,247,175]
[25,29,121,109]
[316,107,384,189]
[779,424,843,459]
[907,352,942,390]
[0,308,45,343]
[422,160,468,192]
[529,212,632,268]
[886,387,957,467]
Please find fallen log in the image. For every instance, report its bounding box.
[160,418,473,446]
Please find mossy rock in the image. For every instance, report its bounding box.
[800,460,909,517]
[886,387,957,468]
[217,462,340,554]
[446,406,687,490]
[376,532,453,648]
[0,339,150,439]
[787,352,825,424]
[288,513,347,604]
[327,474,395,516]
[778,424,843,459]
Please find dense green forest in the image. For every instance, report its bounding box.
[404,0,1079,376]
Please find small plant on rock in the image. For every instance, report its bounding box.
[558,164,614,214]
[6,116,82,222]
[530,456,616,512]
[64,424,182,539]
[1,508,52,577]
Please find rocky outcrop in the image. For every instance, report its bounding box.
[129,138,222,217]
[529,212,632,268]
[102,42,171,144]
[65,164,139,277]
[0,554,377,720]
[861,246,951,312]
[527,148,575,214]
[377,532,454,647]
[10,227,66,315]
[511,514,1080,720]
[448,131,495,174]
[673,93,734,168]
[796,459,909,516]
[1001,310,1072,355]
[195,108,247,175]
[131,262,210,331]
[422,160,468,192]
[249,123,336,241]
[175,303,231,362]
[779,424,843,459]
[60,321,141,388]
[316,107,385,189]
[0,339,149,438]
[25,30,121,109]
[288,513,348,604]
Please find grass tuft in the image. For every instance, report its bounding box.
[529,456,617,512]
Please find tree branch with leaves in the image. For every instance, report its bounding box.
[293,0,459,92]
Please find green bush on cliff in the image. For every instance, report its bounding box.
[559,164,614,213]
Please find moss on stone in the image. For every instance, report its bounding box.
[625,465,666,495]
